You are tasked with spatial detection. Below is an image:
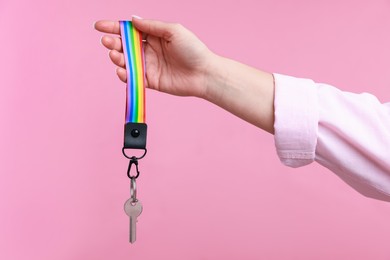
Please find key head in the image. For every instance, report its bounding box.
[124,199,143,217]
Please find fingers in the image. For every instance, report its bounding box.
[109,50,125,68]
[94,20,120,35]
[132,17,177,40]
[100,35,125,68]
[116,67,127,83]
[101,36,123,52]
[94,18,180,40]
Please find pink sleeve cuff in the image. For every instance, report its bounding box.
[273,73,319,168]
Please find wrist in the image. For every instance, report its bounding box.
[201,53,228,103]
[198,54,275,133]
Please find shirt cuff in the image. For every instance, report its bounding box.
[273,73,319,168]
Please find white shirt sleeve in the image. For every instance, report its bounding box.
[273,73,390,202]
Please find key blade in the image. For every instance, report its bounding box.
[130,216,136,243]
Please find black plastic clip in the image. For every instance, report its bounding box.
[124,122,147,149]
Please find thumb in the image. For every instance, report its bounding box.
[132,16,176,40]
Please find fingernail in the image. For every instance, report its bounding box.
[93,21,97,29]
[132,15,142,20]
[100,36,104,45]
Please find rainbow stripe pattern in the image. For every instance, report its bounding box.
[120,20,146,123]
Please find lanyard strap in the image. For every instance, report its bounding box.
[120,20,148,151]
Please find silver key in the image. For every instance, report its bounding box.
[124,199,143,243]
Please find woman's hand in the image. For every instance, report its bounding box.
[94,17,216,98]
[95,17,275,133]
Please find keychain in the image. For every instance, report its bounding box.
[119,20,147,244]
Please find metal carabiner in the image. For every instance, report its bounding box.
[127,156,140,179]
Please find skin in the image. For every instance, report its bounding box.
[94,17,275,134]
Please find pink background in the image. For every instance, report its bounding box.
[1,0,390,259]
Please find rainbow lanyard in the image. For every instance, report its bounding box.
[120,21,147,244]
[120,20,148,153]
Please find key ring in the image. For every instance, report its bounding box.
[130,178,137,203]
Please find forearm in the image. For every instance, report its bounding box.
[203,54,275,134]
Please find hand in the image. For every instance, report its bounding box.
[94,17,216,98]
[95,17,275,134]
